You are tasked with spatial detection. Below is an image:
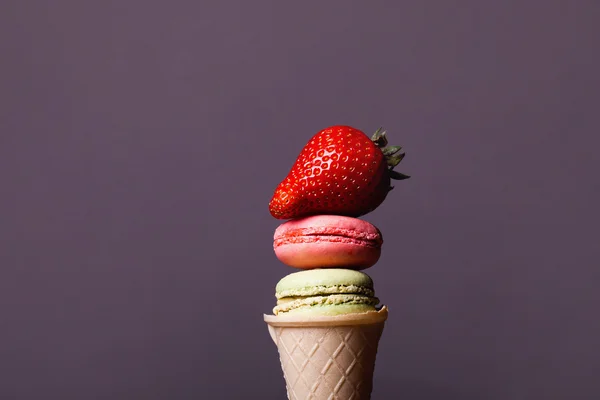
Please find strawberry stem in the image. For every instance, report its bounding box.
[371,127,410,181]
[371,127,388,147]
[382,145,402,156]
[387,152,405,167]
[389,170,410,180]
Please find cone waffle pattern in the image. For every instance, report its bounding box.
[270,322,385,400]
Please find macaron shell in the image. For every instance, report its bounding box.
[276,241,380,269]
[273,294,379,315]
[275,303,378,316]
[274,215,382,242]
[275,268,374,296]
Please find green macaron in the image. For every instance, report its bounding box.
[273,269,380,316]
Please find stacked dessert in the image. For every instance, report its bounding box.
[264,125,409,400]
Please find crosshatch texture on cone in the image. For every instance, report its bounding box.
[264,307,388,400]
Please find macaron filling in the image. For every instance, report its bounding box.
[274,227,382,248]
[275,284,375,299]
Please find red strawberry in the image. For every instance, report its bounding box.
[269,125,409,219]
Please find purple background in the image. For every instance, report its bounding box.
[1,1,599,399]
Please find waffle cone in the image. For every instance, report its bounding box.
[264,306,388,400]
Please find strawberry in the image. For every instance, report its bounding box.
[269,125,409,219]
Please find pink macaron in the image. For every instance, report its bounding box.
[273,215,383,270]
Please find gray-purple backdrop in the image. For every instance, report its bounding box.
[1,1,599,399]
